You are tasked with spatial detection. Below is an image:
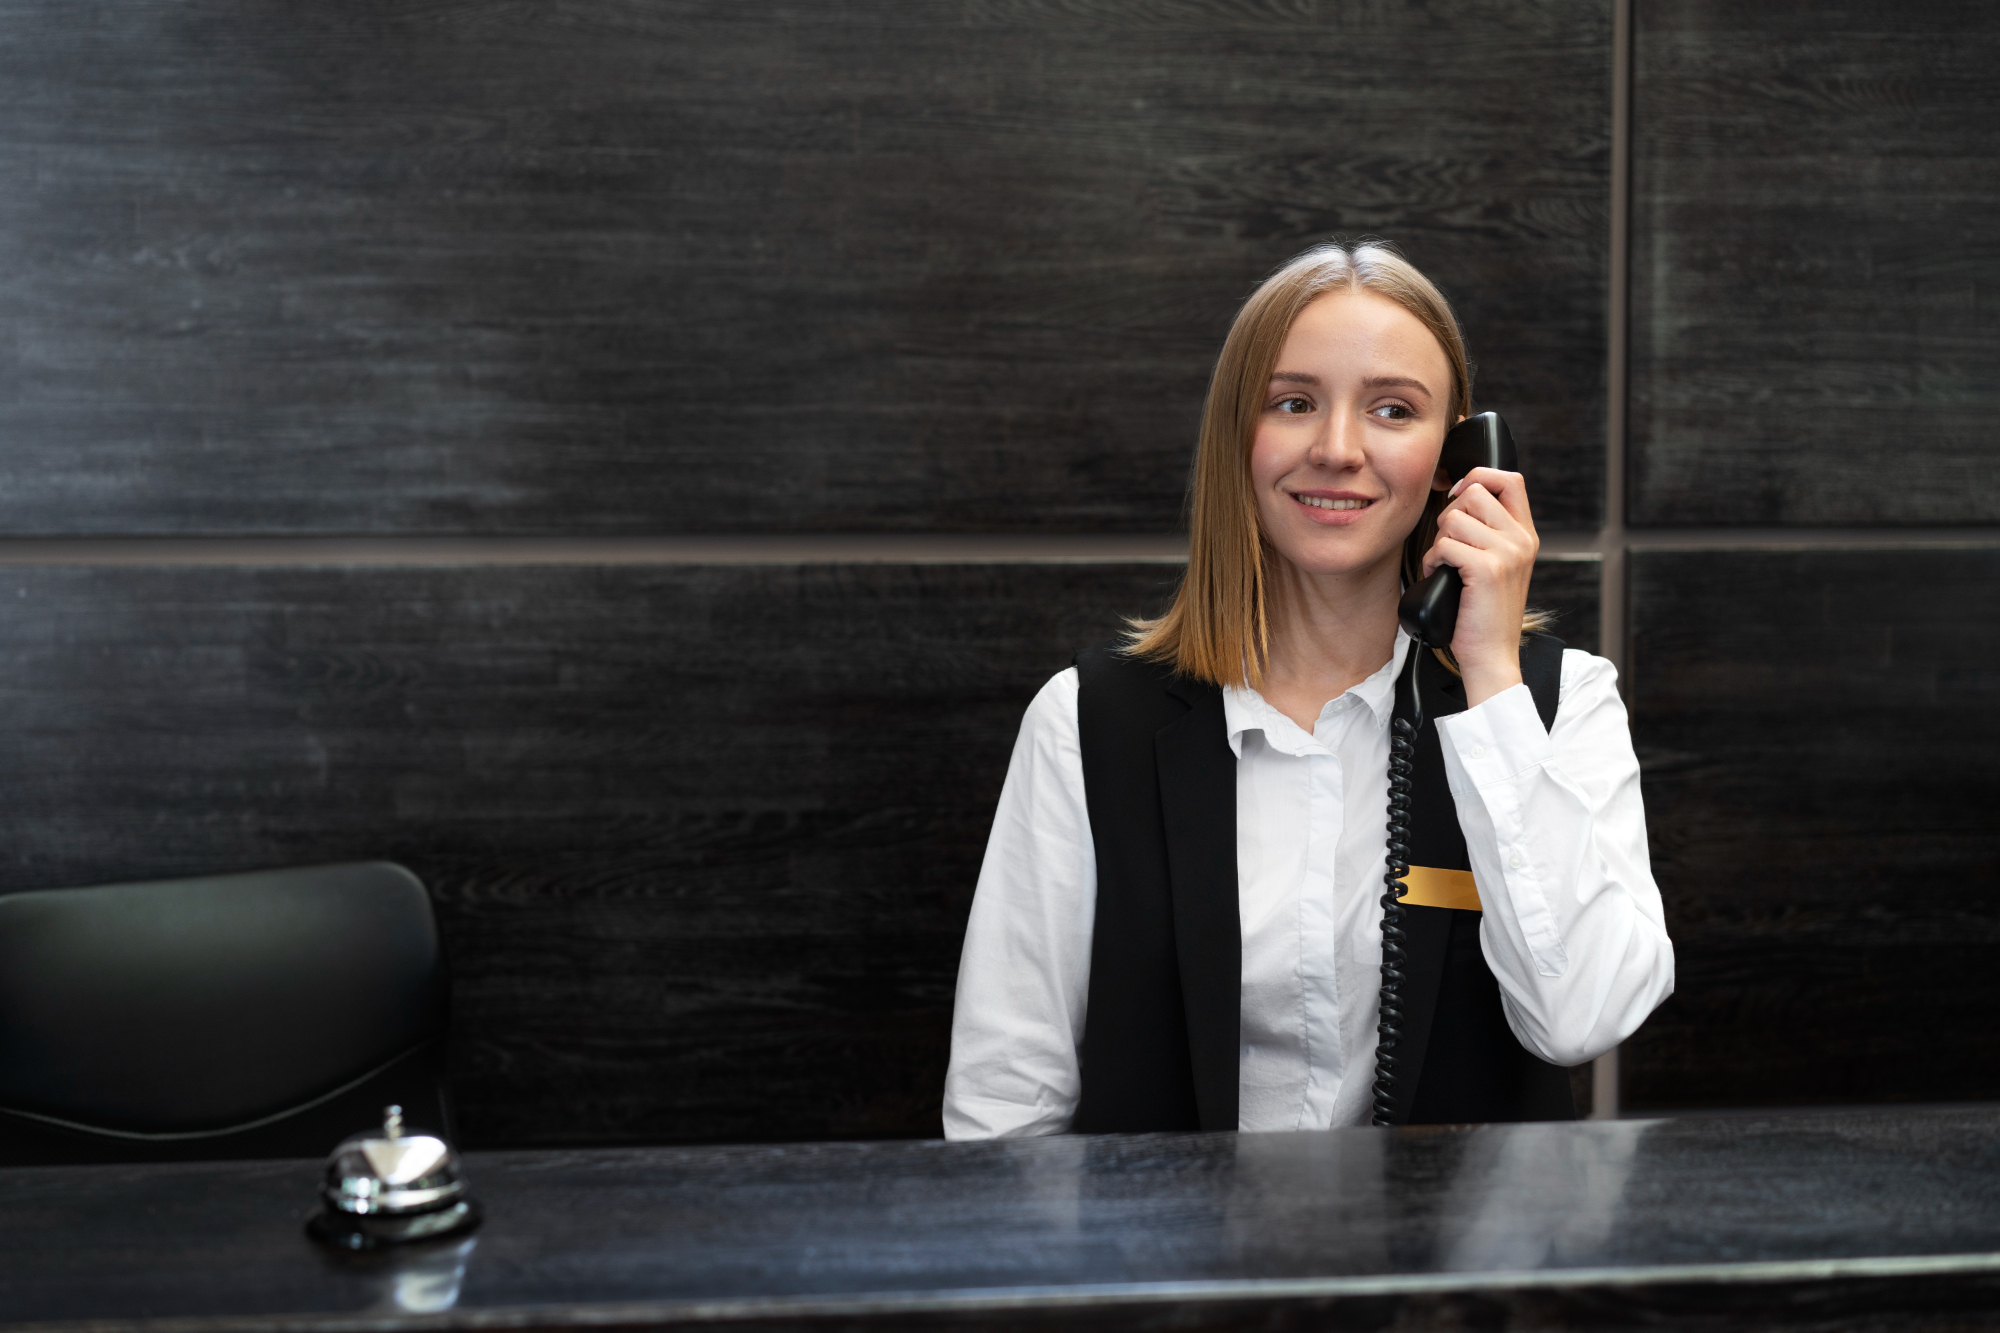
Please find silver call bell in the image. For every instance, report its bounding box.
[308,1105,482,1250]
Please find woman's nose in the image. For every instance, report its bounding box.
[1306,412,1363,467]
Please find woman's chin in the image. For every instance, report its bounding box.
[1268,539,1401,584]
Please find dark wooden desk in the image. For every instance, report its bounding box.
[5,1106,2000,1332]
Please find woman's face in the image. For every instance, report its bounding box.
[1248,289,1454,583]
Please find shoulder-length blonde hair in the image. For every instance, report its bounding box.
[1128,239,1519,689]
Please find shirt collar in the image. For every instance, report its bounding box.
[1220,630,1411,758]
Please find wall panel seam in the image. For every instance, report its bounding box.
[0,529,1989,567]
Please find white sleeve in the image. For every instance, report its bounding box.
[1432,650,1675,1066]
[941,667,1097,1139]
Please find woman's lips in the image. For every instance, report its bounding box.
[1290,491,1374,525]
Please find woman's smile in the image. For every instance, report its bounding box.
[1288,490,1375,523]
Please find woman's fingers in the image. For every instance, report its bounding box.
[1435,488,1537,554]
[1416,528,1496,576]
[1442,473,1537,557]
[1421,534,1471,579]
[1436,489,1508,547]
[1423,474,1539,580]
[1449,467,1536,533]
[1424,469,1540,704]
[1421,530,1525,578]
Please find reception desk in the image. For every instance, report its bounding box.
[6,1106,1999,1332]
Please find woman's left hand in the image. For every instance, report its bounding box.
[1421,466,1539,709]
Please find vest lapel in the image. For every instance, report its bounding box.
[1154,678,1240,1133]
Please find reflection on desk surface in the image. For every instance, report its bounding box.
[3,1105,1999,1331]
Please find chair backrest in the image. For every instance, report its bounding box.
[0,861,451,1164]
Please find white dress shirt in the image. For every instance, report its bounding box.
[943,631,1674,1139]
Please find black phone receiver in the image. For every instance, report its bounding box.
[1396,411,1517,648]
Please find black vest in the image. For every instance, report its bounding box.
[1070,634,1575,1131]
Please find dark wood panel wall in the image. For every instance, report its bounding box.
[0,0,1609,534]
[3,0,1993,1144]
[1629,0,2000,526]
[1620,0,2000,1111]
[0,0,1617,1147]
[0,563,1168,1143]
[1624,549,2000,1109]
[0,560,1594,1145]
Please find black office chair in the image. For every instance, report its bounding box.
[0,862,453,1165]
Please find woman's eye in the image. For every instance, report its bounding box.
[1273,396,1313,415]
[1372,404,1413,421]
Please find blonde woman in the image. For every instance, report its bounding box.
[944,241,1673,1137]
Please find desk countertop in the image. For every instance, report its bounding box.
[5,1106,2000,1332]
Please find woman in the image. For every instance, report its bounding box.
[944,241,1672,1137]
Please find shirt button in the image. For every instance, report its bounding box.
[1471,744,1486,759]
[1508,851,1525,870]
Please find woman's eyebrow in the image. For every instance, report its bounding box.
[1269,371,1434,397]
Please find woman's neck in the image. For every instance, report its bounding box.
[1257,554,1402,732]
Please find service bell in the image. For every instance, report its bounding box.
[307,1105,482,1250]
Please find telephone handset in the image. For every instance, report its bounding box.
[1396,411,1518,649]
[1372,409,1517,1125]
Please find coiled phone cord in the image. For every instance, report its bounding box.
[1371,713,1418,1126]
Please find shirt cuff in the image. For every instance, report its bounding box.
[1434,681,1553,798]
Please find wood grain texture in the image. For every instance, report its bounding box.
[9,1110,2000,1331]
[1620,548,2000,1110]
[0,557,1594,1148]
[0,561,1180,1144]
[1629,0,2000,526]
[0,0,1608,535]
[1525,556,1600,656]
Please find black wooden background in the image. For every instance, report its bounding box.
[0,559,1594,1145]
[1618,0,2000,1113]
[1629,0,1999,526]
[0,0,1993,1144]
[0,0,1608,535]
[1623,549,2000,1110]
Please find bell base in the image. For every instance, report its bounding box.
[308,1198,482,1251]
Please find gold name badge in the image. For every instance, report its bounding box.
[1399,865,1482,912]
